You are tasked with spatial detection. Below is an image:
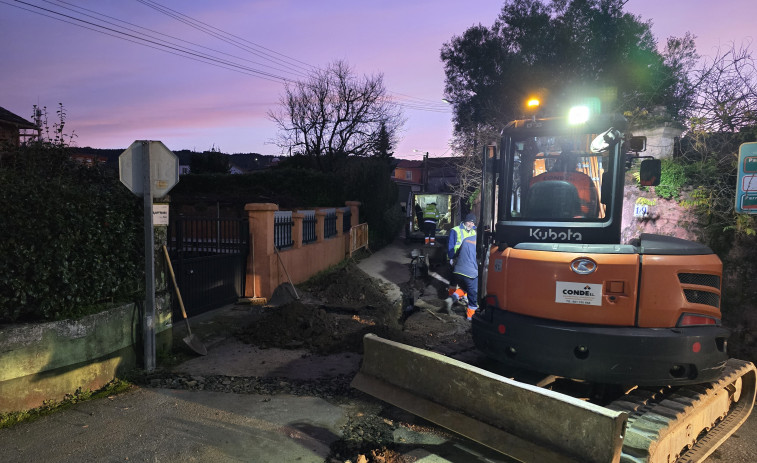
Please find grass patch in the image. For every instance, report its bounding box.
[0,378,133,429]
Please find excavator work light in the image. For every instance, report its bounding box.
[568,105,590,125]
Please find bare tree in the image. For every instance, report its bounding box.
[679,40,757,238]
[690,41,757,133]
[445,123,500,205]
[268,60,404,170]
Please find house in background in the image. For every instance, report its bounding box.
[0,106,38,146]
[392,156,467,242]
[70,151,108,166]
[393,159,424,185]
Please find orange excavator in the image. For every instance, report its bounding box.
[353,103,756,462]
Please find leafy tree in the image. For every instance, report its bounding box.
[268,60,404,171]
[440,0,688,141]
[190,147,231,174]
[439,0,696,205]
[371,122,394,159]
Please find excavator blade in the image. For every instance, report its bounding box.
[351,334,628,463]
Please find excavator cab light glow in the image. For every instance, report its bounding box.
[526,98,540,108]
[568,105,590,125]
[677,313,720,327]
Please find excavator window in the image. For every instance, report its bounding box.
[509,134,609,221]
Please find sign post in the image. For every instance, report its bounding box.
[119,141,179,371]
[736,142,757,214]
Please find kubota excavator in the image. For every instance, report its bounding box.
[352,103,756,463]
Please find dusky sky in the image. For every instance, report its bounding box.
[1,0,753,160]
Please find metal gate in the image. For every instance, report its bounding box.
[167,217,248,317]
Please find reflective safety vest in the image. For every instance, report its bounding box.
[448,223,476,259]
[423,204,439,221]
[453,233,478,279]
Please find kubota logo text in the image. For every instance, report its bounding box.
[529,228,582,241]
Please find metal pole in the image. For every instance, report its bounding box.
[141,141,156,371]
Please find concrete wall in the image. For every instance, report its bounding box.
[244,201,361,299]
[632,124,684,159]
[0,298,172,414]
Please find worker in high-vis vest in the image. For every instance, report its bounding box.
[443,213,478,320]
[422,202,440,245]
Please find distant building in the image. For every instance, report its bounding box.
[393,159,423,184]
[70,152,108,166]
[0,106,38,146]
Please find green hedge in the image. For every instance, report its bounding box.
[0,144,143,322]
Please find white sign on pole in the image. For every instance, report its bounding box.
[153,204,169,225]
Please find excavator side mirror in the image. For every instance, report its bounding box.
[639,159,661,186]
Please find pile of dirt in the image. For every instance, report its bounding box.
[235,300,404,354]
[235,262,468,357]
[235,260,473,353]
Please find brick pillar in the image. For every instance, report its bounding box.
[336,209,344,237]
[244,203,278,298]
[315,210,326,243]
[345,201,361,228]
[292,212,304,249]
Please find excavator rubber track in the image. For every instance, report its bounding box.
[352,334,756,463]
[611,358,756,463]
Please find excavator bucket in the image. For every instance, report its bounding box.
[352,334,628,463]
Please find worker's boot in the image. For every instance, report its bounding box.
[466,306,477,321]
[442,297,454,315]
[425,237,430,245]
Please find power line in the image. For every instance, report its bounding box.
[3,0,455,114]
[45,0,311,79]
[136,0,315,74]
[4,0,292,83]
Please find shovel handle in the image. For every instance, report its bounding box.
[162,245,189,322]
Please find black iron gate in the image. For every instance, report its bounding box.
[167,217,248,317]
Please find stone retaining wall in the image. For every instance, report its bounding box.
[0,297,172,414]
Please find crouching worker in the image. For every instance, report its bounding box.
[442,214,478,320]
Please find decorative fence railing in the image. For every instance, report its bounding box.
[323,208,337,239]
[170,217,248,255]
[274,211,294,249]
[301,210,317,244]
[243,201,362,300]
